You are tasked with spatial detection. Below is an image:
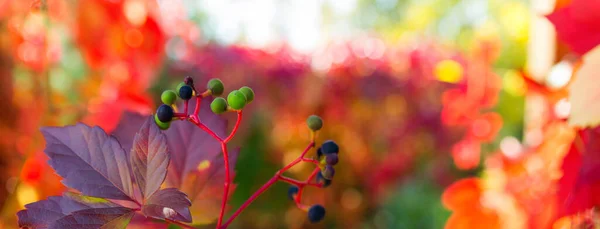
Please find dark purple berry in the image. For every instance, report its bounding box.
[184,76,194,86]
[316,147,323,159]
[321,140,339,155]
[316,172,332,188]
[288,186,299,200]
[321,165,335,180]
[179,85,193,100]
[326,154,338,165]
[156,104,174,123]
[307,204,326,223]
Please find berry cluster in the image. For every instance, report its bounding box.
[285,116,340,223]
[150,77,335,228]
[154,76,254,130]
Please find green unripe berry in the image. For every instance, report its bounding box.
[227,90,247,110]
[306,115,323,131]
[211,97,228,114]
[154,114,171,130]
[176,82,186,98]
[161,90,177,105]
[239,86,254,103]
[207,78,224,96]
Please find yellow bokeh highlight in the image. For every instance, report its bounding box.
[435,60,464,83]
[17,183,39,208]
[499,2,529,42]
[404,4,435,30]
[503,70,527,96]
[197,160,211,171]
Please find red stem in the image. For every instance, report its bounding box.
[278,175,306,186]
[301,158,320,165]
[183,94,319,229]
[193,96,201,116]
[216,142,231,228]
[190,118,223,142]
[220,176,279,228]
[223,111,242,143]
[218,141,317,228]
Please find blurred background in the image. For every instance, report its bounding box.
[0,0,580,228]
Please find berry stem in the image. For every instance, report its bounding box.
[189,118,223,142]
[216,142,231,228]
[218,141,317,228]
[165,219,197,229]
[174,113,187,118]
[184,99,189,114]
[223,111,242,143]
[301,158,320,165]
[220,175,279,229]
[278,175,306,186]
[193,96,202,116]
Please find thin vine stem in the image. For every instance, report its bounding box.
[182,91,321,229]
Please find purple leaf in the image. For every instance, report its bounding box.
[112,111,148,154]
[141,188,192,223]
[165,97,227,187]
[48,207,135,229]
[111,97,239,223]
[41,124,136,201]
[17,192,130,229]
[181,148,239,223]
[130,116,170,200]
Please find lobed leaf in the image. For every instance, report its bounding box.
[41,124,136,201]
[141,188,192,223]
[130,116,170,200]
[164,97,227,187]
[112,97,239,224]
[17,192,133,229]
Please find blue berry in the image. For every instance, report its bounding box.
[307,205,326,223]
[321,140,339,155]
[316,147,323,159]
[321,165,335,180]
[316,172,332,188]
[154,114,171,130]
[179,85,193,100]
[288,186,299,200]
[156,104,174,123]
[326,154,338,166]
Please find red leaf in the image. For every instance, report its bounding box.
[141,188,192,223]
[557,127,600,217]
[130,116,170,200]
[41,124,136,201]
[18,192,133,229]
[547,1,600,55]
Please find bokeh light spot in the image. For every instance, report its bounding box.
[500,136,522,159]
[197,160,211,171]
[124,0,148,27]
[341,188,362,210]
[124,28,144,48]
[435,60,463,83]
[17,183,39,208]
